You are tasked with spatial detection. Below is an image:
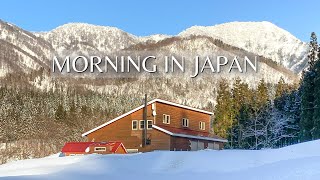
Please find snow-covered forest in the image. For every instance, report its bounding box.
[213,32,320,149]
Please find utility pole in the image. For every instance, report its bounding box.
[142,94,147,147]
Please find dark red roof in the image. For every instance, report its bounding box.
[108,142,123,152]
[61,142,93,153]
[156,125,225,141]
[61,141,125,153]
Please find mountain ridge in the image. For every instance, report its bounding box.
[0,19,305,106]
[35,20,309,73]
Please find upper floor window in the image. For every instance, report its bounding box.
[182,118,189,127]
[147,120,153,129]
[199,121,205,130]
[163,114,170,124]
[132,120,138,130]
[140,120,145,130]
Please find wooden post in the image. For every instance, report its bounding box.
[142,94,147,147]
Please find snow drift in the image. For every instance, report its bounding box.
[0,140,320,180]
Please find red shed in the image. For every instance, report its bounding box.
[61,141,127,156]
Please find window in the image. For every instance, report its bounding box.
[132,120,138,130]
[182,118,189,127]
[199,121,205,130]
[147,120,153,129]
[163,114,170,124]
[140,120,145,130]
[126,149,139,153]
[94,147,106,152]
[146,138,151,145]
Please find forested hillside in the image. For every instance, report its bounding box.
[214,33,320,149]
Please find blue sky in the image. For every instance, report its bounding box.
[0,0,319,41]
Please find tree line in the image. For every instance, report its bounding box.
[214,32,320,149]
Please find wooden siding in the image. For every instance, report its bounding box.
[87,104,172,152]
[154,101,211,132]
[85,101,223,152]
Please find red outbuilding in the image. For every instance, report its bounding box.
[61,141,127,156]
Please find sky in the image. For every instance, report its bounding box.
[0,0,319,42]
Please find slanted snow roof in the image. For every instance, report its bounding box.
[109,142,127,153]
[82,99,213,137]
[61,141,126,153]
[153,125,228,143]
[61,142,93,153]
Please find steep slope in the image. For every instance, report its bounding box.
[139,34,172,43]
[0,20,302,101]
[37,21,309,74]
[40,23,139,54]
[0,20,54,76]
[78,35,298,108]
[126,35,298,84]
[179,21,309,73]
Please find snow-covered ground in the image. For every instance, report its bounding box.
[1,140,320,180]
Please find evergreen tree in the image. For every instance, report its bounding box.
[274,77,288,111]
[308,32,318,68]
[237,103,251,148]
[250,79,269,149]
[300,32,318,141]
[214,79,234,139]
[255,79,269,109]
[230,78,251,148]
[55,103,66,122]
[312,43,320,139]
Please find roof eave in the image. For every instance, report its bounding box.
[152,125,228,143]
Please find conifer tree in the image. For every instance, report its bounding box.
[274,77,288,110]
[308,32,318,68]
[312,42,320,139]
[255,79,269,109]
[237,103,251,148]
[214,79,234,139]
[300,32,318,141]
[55,103,66,122]
[230,78,251,148]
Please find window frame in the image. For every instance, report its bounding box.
[147,120,153,130]
[94,147,106,152]
[182,118,189,127]
[163,114,170,124]
[132,120,138,130]
[139,120,145,130]
[199,121,205,130]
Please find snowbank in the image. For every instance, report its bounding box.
[0,140,320,180]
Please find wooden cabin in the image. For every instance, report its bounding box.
[61,141,127,156]
[82,99,227,153]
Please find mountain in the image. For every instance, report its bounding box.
[0,20,306,105]
[39,23,139,54]
[36,21,308,74]
[139,34,172,43]
[179,21,309,73]
[0,20,53,76]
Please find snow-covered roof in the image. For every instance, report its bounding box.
[61,141,126,153]
[82,99,213,137]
